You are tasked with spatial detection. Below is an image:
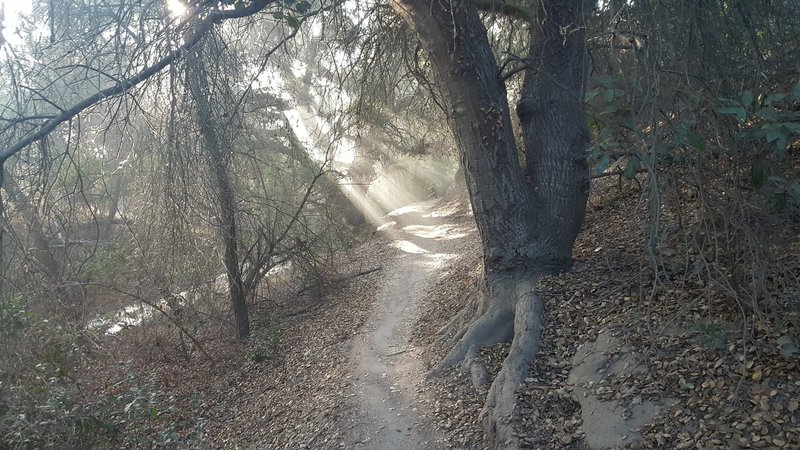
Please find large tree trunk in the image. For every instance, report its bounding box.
[520,0,591,263]
[392,0,589,446]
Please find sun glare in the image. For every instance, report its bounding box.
[166,0,188,17]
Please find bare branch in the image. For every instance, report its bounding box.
[0,1,274,164]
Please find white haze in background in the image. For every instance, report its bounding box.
[1,0,33,48]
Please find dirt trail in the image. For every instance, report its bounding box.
[347,200,467,449]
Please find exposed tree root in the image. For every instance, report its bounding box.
[428,277,516,378]
[430,273,543,449]
[481,286,543,449]
[436,291,479,340]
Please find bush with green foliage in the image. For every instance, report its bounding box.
[0,304,199,449]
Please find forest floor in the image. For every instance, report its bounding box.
[86,184,799,449]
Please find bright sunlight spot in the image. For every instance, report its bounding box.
[166,0,188,17]
[391,240,429,254]
[402,224,469,240]
[1,0,32,47]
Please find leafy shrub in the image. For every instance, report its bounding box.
[83,243,130,282]
[1,314,199,449]
[0,295,31,335]
[715,86,800,210]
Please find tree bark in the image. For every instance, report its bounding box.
[186,39,250,339]
[392,0,590,445]
[519,0,591,264]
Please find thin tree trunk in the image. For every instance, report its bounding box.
[187,40,250,339]
[2,172,84,317]
[102,176,123,238]
[2,175,61,280]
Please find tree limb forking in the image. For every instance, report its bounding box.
[0,0,275,165]
[472,0,533,22]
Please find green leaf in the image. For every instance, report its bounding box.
[741,90,754,108]
[603,88,615,102]
[755,107,780,122]
[595,154,611,174]
[783,122,800,135]
[598,104,619,116]
[765,128,787,146]
[595,75,616,88]
[718,106,746,123]
[234,0,245,9]
[286,16,300,28]
[764,93,786,106]
[686,131,705,150]
[771,192,789,211]
[624,157,640,179]
[760,124,789,158]
[674,124,688,144]
[751,160,766,189]
[588,118,601,134]
[788,182,800,201]
[295,1,311,14]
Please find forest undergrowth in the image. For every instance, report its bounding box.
[2,169,799,449]
[413,176,800,449]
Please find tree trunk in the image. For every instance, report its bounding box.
[2,172,84,318]
[102,175,123,238]
[187,41,250,339]
[519,0,591,263]
[392,0,590,446]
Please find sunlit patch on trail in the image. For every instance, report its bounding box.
[421,252,456,268]
[385,201,436,218]
[392,240,429,254]
[402,224,468,240]
[376,221,397,231]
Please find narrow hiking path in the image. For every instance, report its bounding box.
[191,196,478,449]
[346,200,470,449]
